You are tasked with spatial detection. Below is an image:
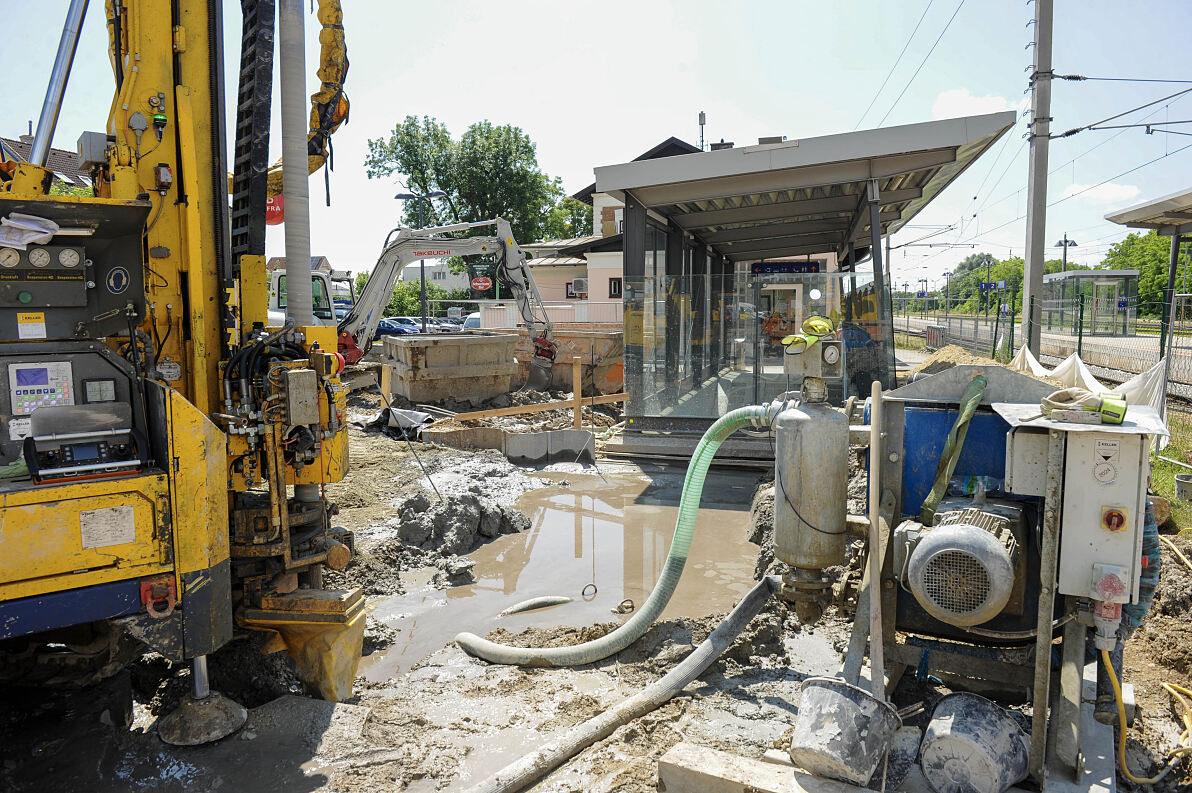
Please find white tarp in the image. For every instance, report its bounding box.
[1008,346,1170,448]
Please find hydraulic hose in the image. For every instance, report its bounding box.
[919,374,987,525]
[461,575,781,793]
[455,402,784,667]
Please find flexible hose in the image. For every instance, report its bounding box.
[455,402,782,667]
[919,374,987,525]
[1122,500,1160,637]
[1102,648,1192,784]
[461,575,781,793]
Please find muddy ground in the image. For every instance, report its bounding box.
[4,379,1192,792]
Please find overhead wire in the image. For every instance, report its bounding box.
[853,0,936,131]
[1054,87,1192,139]
[877,0,967,127]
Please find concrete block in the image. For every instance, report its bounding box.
[506,429,595,465]
[383,332,518,404]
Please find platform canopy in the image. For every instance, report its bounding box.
[1105,187,1192,236]
[594,112,1016,263]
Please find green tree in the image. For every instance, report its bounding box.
[954,251,997,277]
[48,181,92,197]
[365,116,566,286]
[385,279,453,317]
[544,196,591,239]
[1103,230,1175,316]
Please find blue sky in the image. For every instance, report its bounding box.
[7,1,1191,288]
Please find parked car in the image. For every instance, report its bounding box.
[385,316,425,333]
[429,317,462,332]
[462,312,481,329]
[374,318,416,337]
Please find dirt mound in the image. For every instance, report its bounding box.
[911,344,1065,387]
[1153,534,1192,617]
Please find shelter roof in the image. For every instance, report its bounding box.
[593,113,1016,263]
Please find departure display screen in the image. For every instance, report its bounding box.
[15,368,49,386]
[70,443,100,462]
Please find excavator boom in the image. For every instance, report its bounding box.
[337,219,556,389]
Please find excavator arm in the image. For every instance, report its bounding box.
[337,218,557,389]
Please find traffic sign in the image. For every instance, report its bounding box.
[1117,299,1127,308]
[471,276,493,291]
[916,292,927,298]
[997,279,1006,289]
[978,282,996,291]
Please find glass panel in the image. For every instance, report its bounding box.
[621,269,894,420]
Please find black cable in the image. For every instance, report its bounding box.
[853,0,935,131]
[877,0,967,127]
[1056,75,1192,84]
[1053,87,1192,139]
[775,461,846,536]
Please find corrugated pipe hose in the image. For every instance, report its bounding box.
[454,402,783,667]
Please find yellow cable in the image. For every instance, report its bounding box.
[1160,534,1192,572]
[1103,649,1192,784]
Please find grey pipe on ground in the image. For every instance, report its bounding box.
[498,596,573,617]
[460,575,781,793]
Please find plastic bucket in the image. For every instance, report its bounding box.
[919,692,1029,793]
[788,677,902,785]
[1176,473,1192,502]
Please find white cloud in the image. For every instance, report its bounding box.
[1060,182,1141,204]
[931,88,1027,120]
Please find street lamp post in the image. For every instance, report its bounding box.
[1055,233,1078,273]
[395,189,448,333]
[919,278,929,319]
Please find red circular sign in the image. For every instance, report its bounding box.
[265,195,284,225]
[471,276,493,291]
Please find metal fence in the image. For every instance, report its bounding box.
[897,295,1192,395]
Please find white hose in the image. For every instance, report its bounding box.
[460,576,781,793]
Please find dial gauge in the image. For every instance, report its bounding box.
[28,248,50,267]
[822,345,841,365]
[0,248,18,268]
[58,248,81,267]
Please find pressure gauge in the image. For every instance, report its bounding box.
[822,345,841,365]
[58,248,81,267]
[0,248,18,268]
[28,248,50,268]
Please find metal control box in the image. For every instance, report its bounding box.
[1058,430,1148,603]
[782,339,844,382]
[284,367,321,426]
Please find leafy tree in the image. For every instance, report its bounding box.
[1103,230,1177,315]
[49,181,92,197]
[385,279,453,317]
[365,116,567,287]
[544,196,592,239]
[954,252,997,276]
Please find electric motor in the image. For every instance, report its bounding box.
[903,508,1020,627]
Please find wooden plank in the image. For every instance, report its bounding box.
[885,642,1034,689]
[572,356,583,429]
[658,742,862,793]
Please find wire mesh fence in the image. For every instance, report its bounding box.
[893,295,1191,394]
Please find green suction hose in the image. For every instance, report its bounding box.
[919,374,987,525]
[454,402,783,667]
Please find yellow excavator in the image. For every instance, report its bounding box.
[0,0,359,744]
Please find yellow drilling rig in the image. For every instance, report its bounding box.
[0,0,359,743]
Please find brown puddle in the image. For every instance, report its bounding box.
[361,466,762,681]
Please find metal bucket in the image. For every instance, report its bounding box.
[1176,473,1192,502]
[919,692,1029,793]
[788,677,902,785]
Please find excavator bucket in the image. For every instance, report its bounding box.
[242,588,366,701]
[524,355,554,391]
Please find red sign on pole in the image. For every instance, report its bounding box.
[471,276,493,291]
[265,195,284,225]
